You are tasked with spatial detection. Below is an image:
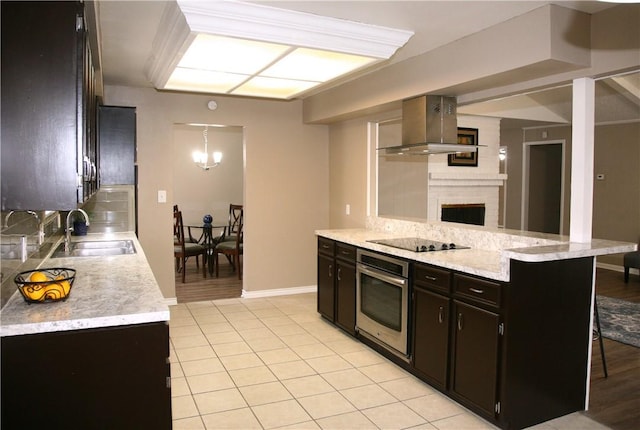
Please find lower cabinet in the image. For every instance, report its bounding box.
[412,286,450,389]
[317,238,356,335]
[335,261,356,334]
[317,238,335,320]
[317,239,597,430]
[412,265,502,423]
[1,321,171,430]
[317,252,335,320]
[450,300,500,416]
[335,243,356,335]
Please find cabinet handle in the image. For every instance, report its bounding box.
[328,264,333,278]
[469,287,484,294]
[457,313,464,331]
[438,306,444,324]
[425,275,437,281]
[322,244,330,249]
[337,267,342,281]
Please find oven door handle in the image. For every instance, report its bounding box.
[357,264,407,287]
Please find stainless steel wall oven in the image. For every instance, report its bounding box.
[356,249,410,359]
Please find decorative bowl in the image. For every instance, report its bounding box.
[14,268,76,304]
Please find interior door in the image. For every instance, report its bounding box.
[523,141,564,234]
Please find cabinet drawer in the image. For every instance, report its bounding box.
[414,264,451,294]
[335,243,356,262]
[453,274,501,308]
[318,237,335,256]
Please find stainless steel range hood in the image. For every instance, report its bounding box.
[379,95,480,156]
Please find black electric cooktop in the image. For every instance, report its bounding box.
[368,237,470,253]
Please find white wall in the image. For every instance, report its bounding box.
[104,86,329,299]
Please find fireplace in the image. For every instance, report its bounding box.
[441,203,486,226]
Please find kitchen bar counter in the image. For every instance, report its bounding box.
[316,225,636,281]
[0,232,169,337]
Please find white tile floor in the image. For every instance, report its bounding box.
[169,293,610,430]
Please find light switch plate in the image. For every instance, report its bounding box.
[158,190,167,203]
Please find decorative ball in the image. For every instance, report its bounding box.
[203,214,213,224]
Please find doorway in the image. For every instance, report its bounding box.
[522,140,565,234]
[172,123,244,302]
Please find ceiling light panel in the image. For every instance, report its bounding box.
[177,34,289,75]
[261,48,378,82]
[165,68,247,93]
[146,0,414,99]
[232,76,319,99]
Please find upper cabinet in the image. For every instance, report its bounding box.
[98,106,136,186]
[1,1,98,211]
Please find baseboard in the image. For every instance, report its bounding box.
[241,285,317,299]
[596,261,639,276]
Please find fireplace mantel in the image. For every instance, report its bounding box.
[429,172,507,187]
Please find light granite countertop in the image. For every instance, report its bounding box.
[0,232,169,337]
[316,226,637,282]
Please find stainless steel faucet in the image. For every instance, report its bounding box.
[4,210,40,228]
[65,209,90,253]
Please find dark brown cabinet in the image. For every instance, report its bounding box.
[450,300,500,416]
[98,105,137,185]
[412,266,502,421]
[1,322,172,429]
[317,238,335,320]
[450,274,502,419]
[413,287,450,389]
[335,243,357,335]
[412,263,452,389]
[1,1,97,211]
[317,238,357,335]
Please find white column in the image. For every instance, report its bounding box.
[569,77,595,243]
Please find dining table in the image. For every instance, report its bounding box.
[186,222,226,276]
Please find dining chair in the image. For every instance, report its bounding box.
[217,204,243,268]
[215,213,243,280]
[219,204,243,244]
[174,210,207,283]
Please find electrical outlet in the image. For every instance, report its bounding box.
[345,204,351,215]
[157,190,167,203]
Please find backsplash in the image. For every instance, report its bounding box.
[0,211,62,308]
[366,216,564,252]
[0,186,136,309]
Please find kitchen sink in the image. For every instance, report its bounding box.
[51,240,136,258]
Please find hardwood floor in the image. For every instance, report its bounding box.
[174,256,242,303]
[173,262,638,429]
[586,268,640,430]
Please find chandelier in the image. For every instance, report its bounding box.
[193,125,222,170]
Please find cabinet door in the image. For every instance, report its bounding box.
[413,287,450,389]
[451,300,500,417]
[98,105,136,185]
[317,253,335,320]
[1,322,171,430]
[1,1,83,210]
[336,260,356,335]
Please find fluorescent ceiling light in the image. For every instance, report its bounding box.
[146,0,413,100]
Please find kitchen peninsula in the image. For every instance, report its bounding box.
[0,232,171,430]
[316,217,636,430]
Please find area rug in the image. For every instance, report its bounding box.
[596,295,640,348]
